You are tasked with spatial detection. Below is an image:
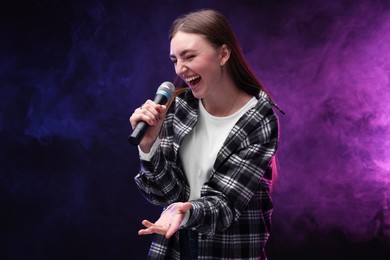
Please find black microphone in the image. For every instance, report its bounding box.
[128,81,175,145]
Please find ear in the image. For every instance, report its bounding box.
[219,44,231,66]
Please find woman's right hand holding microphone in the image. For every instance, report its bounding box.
[129,100,167,153]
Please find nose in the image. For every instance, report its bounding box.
[176,60,187,75]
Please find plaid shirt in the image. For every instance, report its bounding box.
[134,89,279,259]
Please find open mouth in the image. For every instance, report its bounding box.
[185,75,201,86]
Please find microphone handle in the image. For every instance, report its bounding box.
[128,121,149,145]
[128,93,169,146]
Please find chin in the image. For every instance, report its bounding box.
[187,86,200,98]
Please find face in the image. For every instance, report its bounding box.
[170,31,226,99]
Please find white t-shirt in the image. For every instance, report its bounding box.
[179,97,257,200]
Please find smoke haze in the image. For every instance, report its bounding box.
[1,0,389,259]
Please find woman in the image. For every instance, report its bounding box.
[130,9,281,259]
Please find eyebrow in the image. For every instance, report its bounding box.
[170,49,194,59]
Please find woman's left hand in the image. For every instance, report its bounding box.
[138,202,192,238]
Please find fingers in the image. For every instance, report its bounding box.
[138,104,160,125]
[141,219,154,228]
[137,220,153,235]
[138,228,153,235]
[138,221,154,235]
[138,219,173,237]
[129,100,167,129]
[138,203,193,238]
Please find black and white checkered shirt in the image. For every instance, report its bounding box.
[135,89,280,259]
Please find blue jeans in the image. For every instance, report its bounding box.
[179,229,198,260]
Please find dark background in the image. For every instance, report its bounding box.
[1,0,389,259]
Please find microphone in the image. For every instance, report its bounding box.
[128,81,175,145]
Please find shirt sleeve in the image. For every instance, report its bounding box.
[138,138,160,161]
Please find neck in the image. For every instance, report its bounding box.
[202,87,252,117]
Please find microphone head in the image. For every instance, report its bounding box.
[156,81,175,100]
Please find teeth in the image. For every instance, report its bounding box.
[185,75,200,82]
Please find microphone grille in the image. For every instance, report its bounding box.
[157,81,175,99]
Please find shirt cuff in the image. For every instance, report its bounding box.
[180,211,190,227]
[138,138,160,161]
